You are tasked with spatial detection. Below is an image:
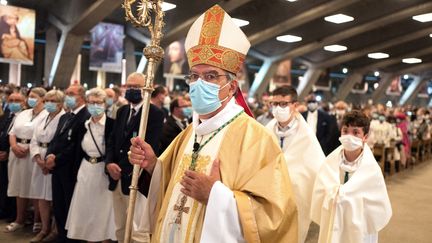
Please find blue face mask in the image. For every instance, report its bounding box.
[182,106,193,118]
[87,104,105,117]
[106,98,114,106]
[189,78,230,115]
[9,102,22,113]
[65,96,76,109]
[44,102,57,113]
[27,98,38,108]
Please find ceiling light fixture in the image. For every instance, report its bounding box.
[367,52,389,59]
[232,18,249,27]
[342,68,348,74]
[412,13,432,23]
[276,34,302,43]
[286,0,298,2]
[403,74,409,79]
[323,44,347,52]
[324,14,354,24]
[374,71,380,77]
[402,58,422,64]
[0,0,7,5]
[161,2,176,11]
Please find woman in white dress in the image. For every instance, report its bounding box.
[66,88,116,242]
[29,90,65,242]
[5,88,48,233]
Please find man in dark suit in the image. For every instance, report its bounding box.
[0,92,22,220]
[105,72,164,242]
[301,94,340,155]
[159,96,191,154]
[45,85,90,243]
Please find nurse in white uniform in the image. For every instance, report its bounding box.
[29,90,65,242]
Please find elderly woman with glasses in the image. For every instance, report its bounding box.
[65,87,116,242]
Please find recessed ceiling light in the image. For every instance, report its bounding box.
[323,44,347,52]
[402,58,422,64]
[276,35,302,43]
[232,18,249,27]
[342,68,348,74]
[374,71,380,77]
[368,52,390,59]
[0,0,7,5]
[430,33,432,38]
[403,74,409,79]
[286,0,298,2]
[412,13,432,23]
[324,14,354,24]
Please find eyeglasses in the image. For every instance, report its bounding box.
[184,72,230,84]
[270,101,295,108]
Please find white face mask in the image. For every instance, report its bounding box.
[339,134,363,151]
[272,106,291,123]
[307,102,318,112]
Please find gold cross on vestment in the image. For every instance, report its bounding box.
[174,195,190,224]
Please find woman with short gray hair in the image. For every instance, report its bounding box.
[28,89,65,242]
[66,87,116,242]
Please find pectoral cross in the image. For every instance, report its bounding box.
[173,195,190,224]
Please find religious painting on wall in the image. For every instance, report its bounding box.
[269,59,292,92]
[163,39,189,91]
[351,78,368,94]
[417,80,432,99]
[386,76,402,96]
[0,5,35,65]
[89,22,124,73]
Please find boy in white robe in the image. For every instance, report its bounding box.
[265,85,325,243]
[311,110,392,243]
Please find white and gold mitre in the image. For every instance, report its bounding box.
[185,5,251,74]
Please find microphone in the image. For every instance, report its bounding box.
[193,142,200,152]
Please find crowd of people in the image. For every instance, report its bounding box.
[0,4,429,243]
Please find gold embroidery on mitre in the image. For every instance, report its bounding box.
[187,45,245,73]
[199,5,224,45]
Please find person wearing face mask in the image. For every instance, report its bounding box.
[105,72,164,242]
[0,92,23,223]
[159,96,192,154]
[28,90,65,242]
[45,84,90,243]
[265,85,325,243]
[302,94,340,155]
[128,5,297,243]
[311,110,392,243]
[65,88,116,242]
[104,87,126,120]
[0,89,18,220]
[5,88,47,234]
[150,85,170,118]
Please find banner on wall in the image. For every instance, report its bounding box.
[386,76,402,96]
[0,5,35,65]
[89,22,124,73]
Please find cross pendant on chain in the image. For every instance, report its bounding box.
[173,195,190,224]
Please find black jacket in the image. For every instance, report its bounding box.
[47,107,91,180]
[302,110,340,155]
[105,104,164,195]
[159,115,184,154]
[0,109,13,155]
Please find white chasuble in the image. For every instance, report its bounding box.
[266,113,325,243]
[311,145,392,243]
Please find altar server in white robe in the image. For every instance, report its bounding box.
[66,88,116,242]
[6,88,47,233]
[265,85,325,243]
[29,90,65,242]
[128,4,298,243]
[311,110,392,243]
